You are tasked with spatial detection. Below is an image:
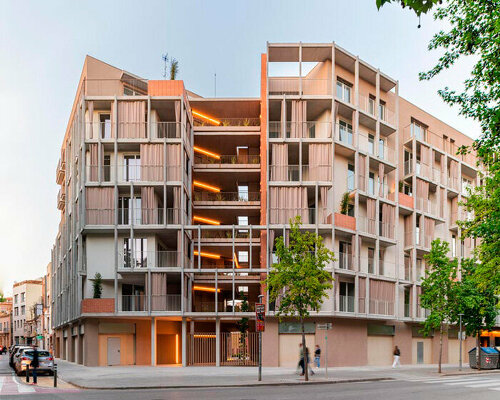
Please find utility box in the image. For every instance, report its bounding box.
[468,347,499,369]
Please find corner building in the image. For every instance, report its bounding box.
[52,43,488,368]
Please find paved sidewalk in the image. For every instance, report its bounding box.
[55,360,500,389]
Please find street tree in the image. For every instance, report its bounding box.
[266,216,335,381]
[421,239,458,373]
[454,257,497,369]
[375,0,500,296]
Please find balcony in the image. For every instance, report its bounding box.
[57,187,66,210]
[151,295,181,311]
[357,217,376,235]
[151,122,182,139]
[81,298,115,314]
[369,299,394,316]
[269,208,318,225]
[338,252,354,271]
[193,192,260,204]
[56,159,65,185]
[195,154,260,168]
[119,251,184,269]
[335,124,354,146]
[334,213,356,230]
[193,117,260,128]
[270,165,300,181]
[339,295,355,312]
[268,78,332,96]
[268,121,332,139]
[86,164,182,183]
[404,303,411,318]
[121,295,147,312]
[85,208,182,225]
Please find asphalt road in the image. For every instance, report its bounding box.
[2,354,500,399]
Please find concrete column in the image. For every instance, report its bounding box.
[215,317,220,367]
[181,318,187,367]
[151,317,156,366]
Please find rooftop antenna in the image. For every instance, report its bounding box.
[162,54,169,79]
[214,72,217,97]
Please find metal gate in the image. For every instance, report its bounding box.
[187,332,258,366]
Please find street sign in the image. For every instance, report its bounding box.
[256,303,265,332]
[317,323,332,330]
[36,335,43,340]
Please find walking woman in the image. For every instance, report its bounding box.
[392,345,401,368]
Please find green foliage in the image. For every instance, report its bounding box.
[340,192,350,215]
[170,58,179,80]
[454,258,497,338]
[92,273,103,299]
[376,0,441,16]
[0,292,5,303]
[421,239,458,372]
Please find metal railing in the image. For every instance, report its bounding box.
[269,121,332,139]
[268,208,317,224]
[359,257,375,274]
[404,303,411,318]
[268,77,332,96]
[193,192,260,202]
[269,165,300,181]
[195,154,260,165]
[359,94,376,116]
[192,229,261,239]
[339,295,355,312]
[86,208,181,225]
[335,124,354,146]
[338,252,354,270]
[119,251,182,269]
[369,299,394,315]
[151,122,182,138]
[358,132,374,155]
[86,164,182,182]
[220,332,259,366]
[121,295,147,312]
[151,295,181,311]
[301,165,332,181]
[358,217,377,235]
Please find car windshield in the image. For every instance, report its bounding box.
[23,351,51,357]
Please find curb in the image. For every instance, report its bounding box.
[443,370,500,377]
[62,376,393,390]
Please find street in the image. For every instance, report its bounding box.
[2,354,500,399]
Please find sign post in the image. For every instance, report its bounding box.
[458,313,464,371]
[256,296,265,382]
[317,323,332,379]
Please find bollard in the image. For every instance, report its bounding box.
[53,364,57,388]
[25,364,30,383]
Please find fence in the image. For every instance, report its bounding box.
[369,299,394,315]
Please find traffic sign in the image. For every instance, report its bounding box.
[256,303,265,332]
[317,323,332,330]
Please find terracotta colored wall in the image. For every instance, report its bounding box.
[262,318,279,367]
[83,319,99,366]
[330,319,368,367]
[148,80,184,96]
[98,333,135,366]
[81,298,115,313]
[135,319,152,366]
[394,323,413,364]
[334,213,356,230]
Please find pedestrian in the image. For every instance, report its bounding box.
[298,343,305,376]
[314,345,321,368]
[31,346,39,384]
[306,347,315,375]
[392,345,401,368]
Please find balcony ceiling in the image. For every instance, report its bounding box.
[190,99,260,119]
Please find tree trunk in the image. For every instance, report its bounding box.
[438,324,443,374]
[477,332,481,371]
[301,317,308,381]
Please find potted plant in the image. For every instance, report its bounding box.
[340,192,350,215]
[93,273,103,299]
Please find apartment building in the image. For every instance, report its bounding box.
[12,280,43,345]
[0,298,12,347]
[43,263,54,351]
[51,44,489,368]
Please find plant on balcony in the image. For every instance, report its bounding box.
[222,120,231,127]
[399,180,404,193]
[230,156,237,164]
[242,118,250,127]
[92,272,103,299]
[266,216,335,381]
[339,192,350,215]
[215,193,223,201]
[420,239,458,374]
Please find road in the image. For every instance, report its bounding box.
[1,354,500,399]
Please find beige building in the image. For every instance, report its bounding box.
[50,43,492,368]
[12,280,43,345]
[43,263,54,351]
[0,298,12,347]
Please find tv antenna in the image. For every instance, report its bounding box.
[162,54,169,79]
[214,72,217,97]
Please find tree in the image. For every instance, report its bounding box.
[170,58,179,80]
[0,292,5,302]
[376,0,500,300]
[266,216,335,381]
[92,273,103,299]
[236,291,250,362]
[454,257,497,369]
[420,239,458,373]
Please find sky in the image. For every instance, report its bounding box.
[0,0,480,296]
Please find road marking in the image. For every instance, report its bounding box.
[465,381,500,388]
[446,379,494,385]
[17,383,36,393]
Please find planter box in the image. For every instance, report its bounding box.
[81,298,115,314]
[334,213,356,230]
[148,80,184,96]
[398,193,414,209]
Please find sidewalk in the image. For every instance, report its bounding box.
[55,360,500,390]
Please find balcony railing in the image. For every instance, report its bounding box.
[195,154,260,165]
[359,94,376,117]
[358,217,377,235]
[193,192,260,202]
[268,78,332,96]
[359,257,375,274]
[269,121,332,139]
[269,208,317,224]
[151,295,182,311]
[369,299,394,315]
[338,252,354,270]
[86,208,182,225]
[121,295,147,312]
[404,303,411,318]
[86,164,182,182]
[151,122,182,138]
[119,251,183,269]
[302,165,332,181]
[193,117,260,127]
[270,165,300,181]
[193,229,261,239]
[339,295,355,312]
[335,124,354,146]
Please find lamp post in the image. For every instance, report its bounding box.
[458,313,464,371]
[257,294,264,382]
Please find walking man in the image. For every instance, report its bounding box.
[31,346,39,384]
[392,345,401,368]
[314,345,321,368]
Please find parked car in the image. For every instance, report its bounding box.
[9,345,29,368]
[11,346,31,370]
[14,349,54,376]
[0,345,6,354]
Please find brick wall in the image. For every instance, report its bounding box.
[335,213,356,230]
[81,298,114,313]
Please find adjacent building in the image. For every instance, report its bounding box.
[12,280,43,345]
[0,298,13,348]
[51,43,490,368]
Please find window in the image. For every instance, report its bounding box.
[118,197,141,224]
[416,258,423,280]
[238,185,249,201]
[20,293,25,303]
[336,79,352,103]
[404,288,411,318]
[347,164,355,191]
[379,100,386,121]
[378,138,385,160]
[100,114,111,139]
[124,155,141,182]
[103,155,111,182]
[411,120,427,141]
[403,183,412,196]
[451,235,457,257]
[347,204,354,217]
[339,282,355,312]
[123,238,148,268]
[379,249,385,276]
[339,241,352,270]
[368,95,376,115]
[14,307,18,316]
[21,306,25,315]
[14,294,18,304]
[338,120,353,145]
[238,251,249,264]
[368,172,375,195]
[368,134,375,154]
[237,216,248,234]
[368,248,375,274]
